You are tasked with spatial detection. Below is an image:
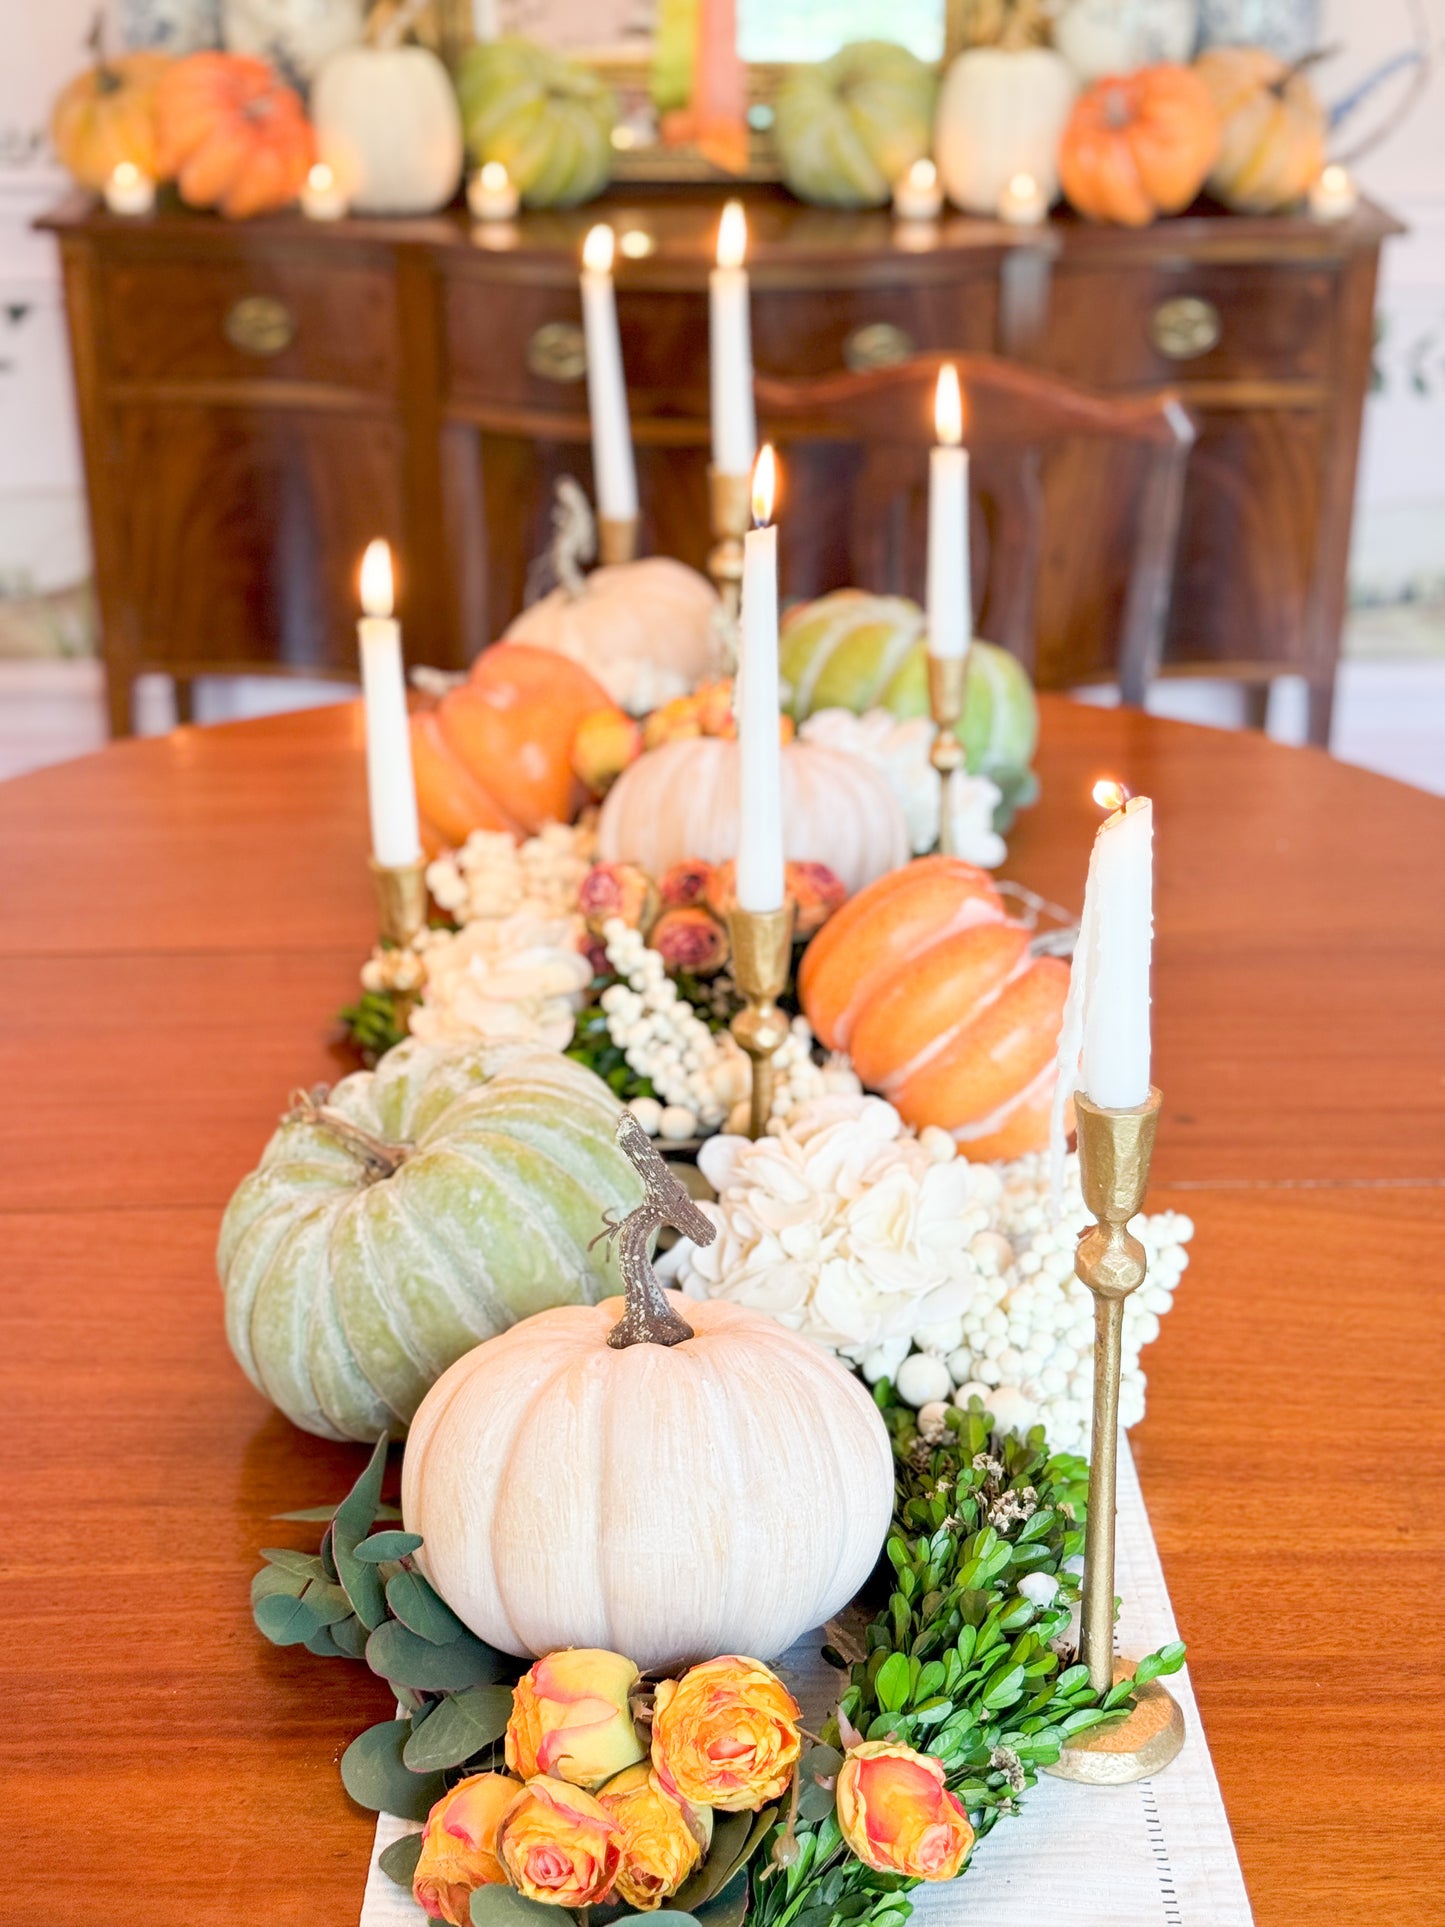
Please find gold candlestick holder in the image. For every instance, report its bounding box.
[927,654,968,857]
[369,855,428,948]
[598,516,638,566]
[1046,1085,1186,1786]
[707,466,751,622]
[727,901,795,1139]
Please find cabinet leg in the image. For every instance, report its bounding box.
[1240,682,1271,732]
[1306,675,1336,750]
[104,662,133,739]
[173,676,194,726]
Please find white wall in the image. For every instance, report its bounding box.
[1,0,1441,602]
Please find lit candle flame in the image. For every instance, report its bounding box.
[582,223,615,275]
[1092,777,1131,813]
[112,161,141,187]
[934,363,963,447]
[908,158,937,190]
[480,160,509,192]
[717,199,747,270]
[752,443,777,527]
[360,539,394,618]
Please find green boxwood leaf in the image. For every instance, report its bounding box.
[255,1588,327,1646]
[472,1889,573,1927]
[874,1651,911,1712]
[402,1685,515,1772]
[333,1436,390,1631]
[378,1831,424,1889]
[367,1619,502,1692]
[341,1718,446,1821]
[388,1569,470,1645]
[981,1663,1026,1710]
[357,1531,424,1563]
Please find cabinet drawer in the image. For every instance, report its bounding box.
[1039,260,1338,388]
[99,254,400,392]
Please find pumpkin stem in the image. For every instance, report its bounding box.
[1270,43,1341,95]
[602,1114,714,1349]
[284,1083,410,1182]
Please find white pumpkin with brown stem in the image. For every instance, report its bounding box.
[402,1115,895,1670]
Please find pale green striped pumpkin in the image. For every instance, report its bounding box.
[218,1042,641,1442]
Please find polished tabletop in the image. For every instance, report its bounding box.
[1,696,1442,1925]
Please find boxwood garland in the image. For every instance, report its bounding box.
[251,1389,1184,1925]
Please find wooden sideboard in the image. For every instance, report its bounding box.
[42,186,1398,743]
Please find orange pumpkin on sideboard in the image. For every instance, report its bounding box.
[799,855,1070,1160]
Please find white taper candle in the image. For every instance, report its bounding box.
[357,539,422,868]
[736,445,785,913]
[710,199,757,476]
[927,364,970,662]
[580,224,638,523]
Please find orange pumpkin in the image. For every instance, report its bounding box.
[154,53,314,219]
[1195,46,1327,213]
[411,642,622,846]
[1059,64,1220,227]
[51,44,170,189]
[799,855,1069,1160]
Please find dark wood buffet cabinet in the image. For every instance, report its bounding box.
[41,186,1397,744]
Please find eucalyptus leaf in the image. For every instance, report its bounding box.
[255,1588,327,1646]
[333,1437,390,1630]
[275,1501,404,1523]
[356,1530,424,1562]
[471,1888,573,1927]
[252,1564,304,1606]
[305,1621,347,1659]
[319,1523,340,1583]
[378,1831,424,1889]
[388,1568,469,1645]
[260,1547,326,1581]
[693,1870,748,1927]
[368,1619,501,1692]
[305,1579,357,1627]
[673,1811,759,1913]
[797,1744,842,1824]
[331,1612,369,1660]
[340,1718,446,1821]
[402,1685,515,1771]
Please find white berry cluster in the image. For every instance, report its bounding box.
[359,944,426,996]
[880,1150,1193,1453]
[425,822,596,926]
[599,919,860,1142]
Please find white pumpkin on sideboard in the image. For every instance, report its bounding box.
[312,40,463,215]
[935,46,1078,214]
[1054,0,1199,81]
[402,1117,895,1670]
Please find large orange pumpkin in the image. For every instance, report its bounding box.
[799,855,1069,1160]
[154,53,314,219]
[411,641,621,846]
[51,44,170,190]
[1059,63,1220,226]
[1195,46,1327,214]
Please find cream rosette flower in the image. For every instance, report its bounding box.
[799,708,1004,868]
[496,1777,621,1907]
[598,1762,711,1910]
[836,1742,974,1880]
[651,1656,801,1811]
[408,912,592,1051]
[413,1772,520,1925]
[505,1648,647,1790]
[662,1095,1002,1357]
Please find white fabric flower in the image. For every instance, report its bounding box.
[408,913,591,1050]
[799,706,1006,867]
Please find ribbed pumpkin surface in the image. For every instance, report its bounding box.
[799,855,1068,1159]
[218,1042,641,1441]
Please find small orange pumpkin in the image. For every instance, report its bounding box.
[51,38,170,189]
[799,855,1069,1160]
[1059,63,1220,226]
[411,641,624,846]
[1195,46,1327,213]
[154,53,314,219]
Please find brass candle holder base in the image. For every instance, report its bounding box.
[727,901,795,1139]
[707,467,751,623]
[369,855,428,949]
[1046,1659,1185,1785]
[598,516,638,566]
[927,653,968,857]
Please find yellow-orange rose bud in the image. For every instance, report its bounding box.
[651,1655,802,1811]
[497,1775,621,1906]
[413,1772,521,1926]
[835,1742,975,1881]
[505,1648,646,1790]
[598,1761,710,1911]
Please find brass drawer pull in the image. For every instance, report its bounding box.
[843,321,916,372]
[1150,296,1222,361]
[527,321,587,383]
[224,294,297,357]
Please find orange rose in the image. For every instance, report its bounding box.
[413,1772,521,1926]
[505,1648,646,1790]
[835,1742,975,1881]
[497,1776,621,1906]
[651,1656,801,1811]
[599,1762,711,1911]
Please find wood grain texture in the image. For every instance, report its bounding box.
[0,699,1442,1926]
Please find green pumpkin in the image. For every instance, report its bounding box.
[773,41,937,209]
[218,1042,641,1442]
[456,38,616,208]
[780,589,1040,824]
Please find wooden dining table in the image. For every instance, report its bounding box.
[1,695,1442,1925]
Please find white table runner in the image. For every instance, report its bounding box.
[360,1439,1253,1927]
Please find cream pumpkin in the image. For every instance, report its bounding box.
[402,1120,894,1668]
[596,735,910,898]
[1195,46,1327,214]
[505,558,723,717]
[312,42,463,214]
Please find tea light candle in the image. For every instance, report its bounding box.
[710,199,757,477]
[1308,163,1359,223]
[580,223,639,525]
[927,364,970,663]
[301,161,347,221]
[357,539,421,868]
[104,161,155,217]
[468,160,520,223]
[893,158,944,222]
[998,171,1048,227]
[736,445,785,914]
